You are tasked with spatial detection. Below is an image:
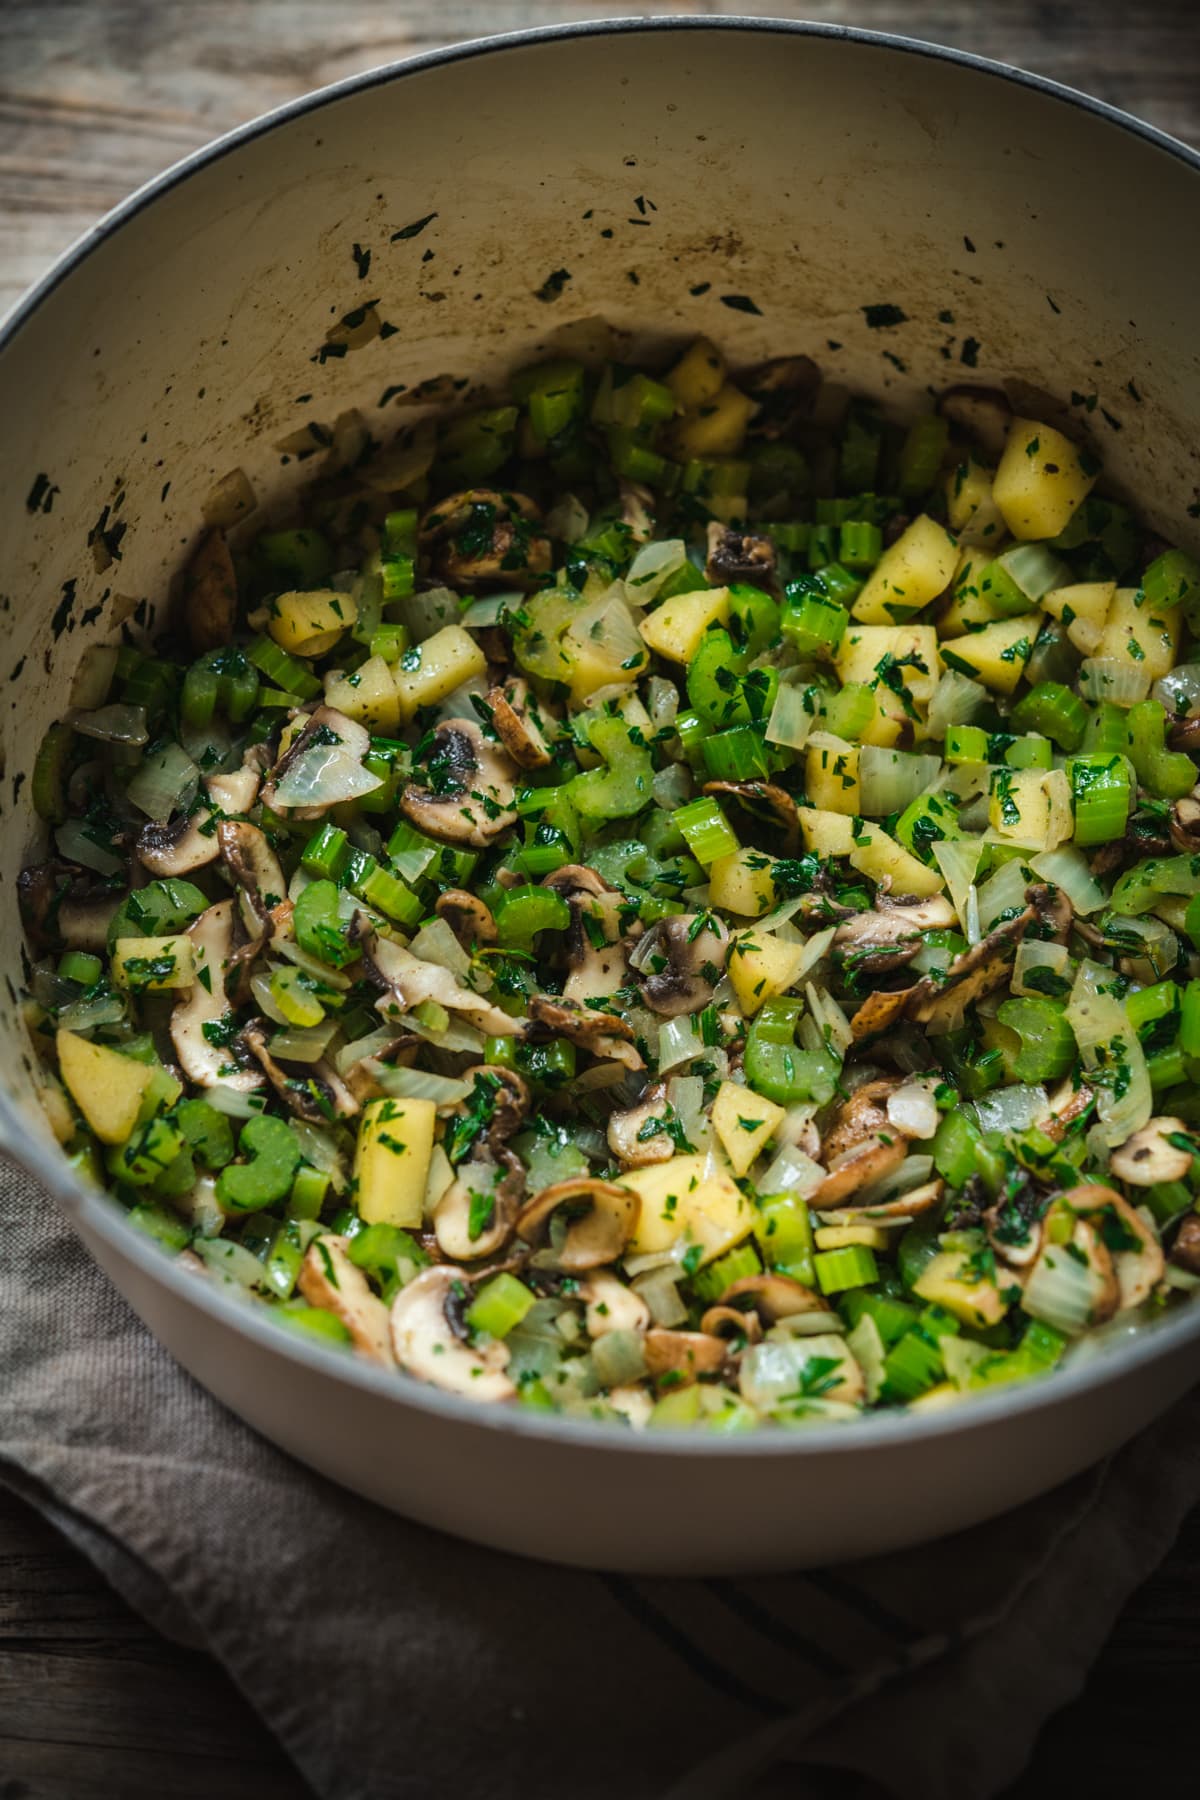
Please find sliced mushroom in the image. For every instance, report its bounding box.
[743,355,820,437]
[515,1178,640,1272]
[1110,1116,1192,1187]
[984,1184,1045,1269]
[137,811,222,877]
[1169,794,1200,855]
[821,1078,903,1166]
[582,1268,651,1337]
[184,529,237,652]
[810,1135,908,1209]
[354,915,520,1039]
[907,903,1037,1031]
[719,1272,825,1322]
[1027,880,1073,945]
[642,1328,727,1386]
[390,1266,516,1401]
[170,901,263,1090]
[206,747,267,817]
[834,898,954,980]
[606,1081,675,1167]
[433,1149,525,1261]
[1059,1183,1165,1312]
[1169,1214,1200,1275]
[17,861,125,953]
[1038,1075,1096,1144]
[850,985,915,1043]
[435,888,497,950]
[701,779,798,856]
[1168,718,1200,757]
[486,678,554,770]
[543,864,632,1005]
[399,718,518,847]
[419,488,551,590]
[527,992,643,1071]
[297,1234,393,1366]
[637,912,730,1018]
[704,523,779,594]
[700,1305,764,1345]
[819,1176,946,1226]
[937,385,1013,460]
[241,1020,359,1124]
[218,819,288,939]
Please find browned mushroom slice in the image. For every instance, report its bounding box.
[937,385,1013,460]
[820,1077,904,1166]
[704,523,779,594]
[701,779,798,856]
[1038,1076,1096,1144]
[435,888,497,950]
[820,1177,945,1226]
[390,1266,516,1401]
[137,811,221,877]
[1169,794,1200,854]
[1168,717,1200,757]
[486,678,554,769]
[719,1272,825,1321]
[218,820,288,929]
[527,992,643,1071]
[810,1134,908,1209]
[642,1328,727,1387]
[606,1081,675,1167]
[1025,880,1073,944]
[433,1148,525,1261]
[398,718,518,847]
[298,1235,393,1366]
[907,903,1037,1031]
[1110,1116,1192,1187]
[354,915,521,1038]
[419,488,551,590]
[581,1269,651,1336]
[17,861,125,953]
[515,1177,640,1272]
[1170,1214,1200,1274]
[170,901,264,1092]
[699,1304,764,1345]
[850,985,916,1043]
[543,864,632,1004]
[637,912,730,1018]
[184,529,237,652]
[1059,1183,1165,1311]
[241,1020,358,1124]
[833,899,952,980]
[984,1184,1045,1269]
[742,355,820,437]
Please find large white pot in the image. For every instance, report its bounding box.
[2,18,1199,1572]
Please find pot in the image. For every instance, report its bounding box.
[2,18,1198,1572]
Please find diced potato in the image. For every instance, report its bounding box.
[708,848,779,917]
[988,768,1072,849]
[851,515,958,624]
[352,1095,436,1227]
[1096,585,1181,681]
[563,615,649,703]
[671,383,756,458]
[325,654,401,734]
[908,1382,962,1412]
[914,1249,1008,1328]
[805,734,861,814]
[938,547,1003,637]
[939,612,1039,694]
[848,823,945,898]
[798,807,856,858]
[727,929,808,1017]
[814,1224,891,1251]
[836,624,941,706]
[711,1081,785,1177]
[943,454,1006,546]
[268,588,357,658]
[993,417,1098,540]
[855,689,906,748]
[56,1028,153,1146]
[393,625,487,722]
[1042,581,1115,655]
[664,338,726,409]
[111,935,196,992]
[622,1152,754,1265]
[639,585,730,664]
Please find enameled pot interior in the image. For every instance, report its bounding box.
[2,19,1200,1427]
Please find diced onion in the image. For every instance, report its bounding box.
[932,836,987,926]
[1153,662,1200,715]
[69,645,119,712]
[57,990,127,1032]
[204,1085,268,1118]
[975,855,1037,934]
[625,537,686,601]
[335,1027,400,1074]
[273,738,383,810]
[886,1078,940,1139]
[1078,658,1152,707]
[371,1065,472,1105]
[970,1084,1049,1136]
[401,1012,486,1054]
[1013,940,1071,996]
[193,1238,267,1290]
[766,679,819,750]
[290,1121,347,1188]
[658,1014,703,1072]
[543,492,590,543]
[459,592,520,629]
[268,1020,340,1064]
[758,1141,825,1197]
[273,938,354,990]
[54,816,124,877]
[851,1152,935,1209]
[925,669,987,738]
[1065,958,1152,1149]
[646,676,680,733]
[126,742,200,823]
[804,981,853,1056]
[666,1073,709,1153]
[1110,913,1178,980]
[395,586,459,643]
[857,748,942,817]
[632,1266,688,1327]
[1029,846,1105,916]
[69,702,148,746]
[652,762,692,810]
[408,917,473,978]
[1021,1243,1103,1336]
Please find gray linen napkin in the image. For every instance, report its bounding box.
[2,1155,1197,1800]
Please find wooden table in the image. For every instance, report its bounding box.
[1,4,1198,1795]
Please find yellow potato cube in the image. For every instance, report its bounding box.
[639,585,730,664]
[268,588,357,658]
[805,734,861,814]
[622,1153,754,1265]
[848,823,945,898]
[939,547,1004,637]
[727,929,808,1017]
[914,1250,1008,1328]
[708,848,780,918]
[671,383,756,458]
[325,654,401,735]
[940,613,1039,694]
[989,767,1073,850]
[943,454,1006,546]
[836,624,941,706]
[993,417,1098,540]
[111,935,196,992]
[393,625,487,722]
[352,1096,436,1228]
[664,338,726,409]
[798,808,856,858]
[1041,581,1115,655]
[711,1081,785,1177]
[56,1029,153,1146]
[851,515,959,624]
[1096,586,1180,681]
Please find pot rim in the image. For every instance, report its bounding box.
[3,13,1199,1460]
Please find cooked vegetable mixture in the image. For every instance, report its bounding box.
[21,336,1200,1428]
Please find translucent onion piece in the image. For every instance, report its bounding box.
[273,937,354,990]
[1153,662,1200,715]
[652,761,692,810]
[851,1152,935,1210]
[932,836,987,928]
[54,816,124,877]
[1078,657,1152,707]
[631,1266,688,1328]
[203,1085,268,1119]
[1020,1243,1103,1336]
[925,669,988,738]
[646,676,679,733]
[625,537,686,601]
[970,1084,1049,1136]
[1013,939,1072,996]
[401,1012,486,1055]
[666,1073,709,1153]
[459,592,521,629]
[738,1334,854,1412]
[407,917,473,979]
[69,702,148,746]
[272,738,383,810]
[1029,846,1105,916]
[1065,959,1152,1150]
[268,1020,340,1064]
[290,1121,348,1189]
[371,1065,473,1105]
[69,645,119,712]
[126,742,201,823]
[335,1026,402,1075]
[857,747,942,818]
[543,492,589,543]
[395,586,459,644]
[758,1141,825,1197]
[1110,913,1178,980]
[975,856,1038,935]
[57,991,127,1033]
[658,1014,702,1072]
[765,679,818,751]
[886,1078,940,1140]
[193,1238,267,1290]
